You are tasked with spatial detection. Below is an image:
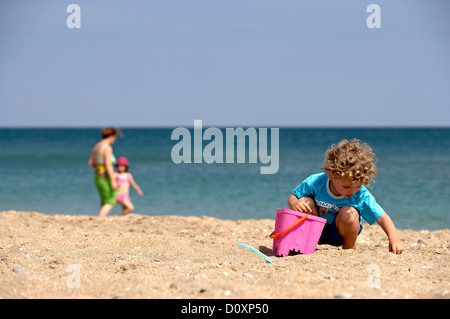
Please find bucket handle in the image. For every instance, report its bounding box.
[269,214,308,239]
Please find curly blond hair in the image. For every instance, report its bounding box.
[323,139,377,187]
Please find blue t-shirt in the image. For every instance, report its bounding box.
[292,173,385,225]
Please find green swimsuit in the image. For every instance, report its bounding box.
[94,145,118,206]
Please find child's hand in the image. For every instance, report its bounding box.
[291,197,317,216]
[389,238,404,254]
[376,214,404,254]
[137,190,143,196]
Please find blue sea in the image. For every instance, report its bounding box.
[0,128,449,231]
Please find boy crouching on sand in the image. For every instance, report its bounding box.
[288,139,404,254]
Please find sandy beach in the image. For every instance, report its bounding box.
[0,210,448,299]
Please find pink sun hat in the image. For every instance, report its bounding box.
[115,157,129,167]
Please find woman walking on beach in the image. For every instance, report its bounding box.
[88,127,122,217]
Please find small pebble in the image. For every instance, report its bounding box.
[12,267,29,274]
[334,292,352,299]
[417,239,427,245]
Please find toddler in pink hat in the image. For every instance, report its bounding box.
[114,157,143,215]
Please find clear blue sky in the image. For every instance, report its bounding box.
[0,0,449,127]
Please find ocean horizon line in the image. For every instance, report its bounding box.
[1,125,449,130]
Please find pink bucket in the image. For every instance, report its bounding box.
[271,208,326,256]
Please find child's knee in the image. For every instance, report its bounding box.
[337,206,359,225]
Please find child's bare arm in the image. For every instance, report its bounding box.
[287,195,318,216]
[376,213,404,254]
[129,174,143,196]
